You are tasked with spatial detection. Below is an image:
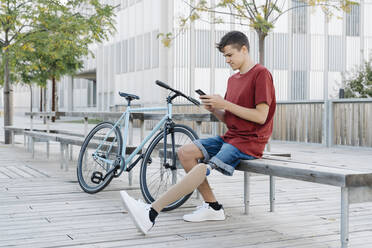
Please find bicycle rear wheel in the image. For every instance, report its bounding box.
[140,124,199,211]
[77,122,123,194]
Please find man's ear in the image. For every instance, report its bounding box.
[241,45,248,54]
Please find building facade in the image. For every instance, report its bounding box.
[1,0,371,113]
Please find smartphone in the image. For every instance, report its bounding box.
[195,89,206,96]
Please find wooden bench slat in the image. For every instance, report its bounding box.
[24,131,138,154]
[237,157,372,187]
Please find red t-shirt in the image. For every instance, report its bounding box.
[221,64,276,158]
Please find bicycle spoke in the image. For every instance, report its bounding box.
[77,123,122,193]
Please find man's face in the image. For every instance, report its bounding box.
[222,44,248,71]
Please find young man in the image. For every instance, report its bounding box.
[120,30,276,234]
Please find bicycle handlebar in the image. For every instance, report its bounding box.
[155,80,200,106]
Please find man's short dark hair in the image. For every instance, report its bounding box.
[216,31,250,53]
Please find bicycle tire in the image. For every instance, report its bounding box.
[140,124,199,211]
[77,122,123,194]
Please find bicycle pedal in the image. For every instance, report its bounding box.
[91,171,104,184]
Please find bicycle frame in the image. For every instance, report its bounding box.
[93,102,173,171]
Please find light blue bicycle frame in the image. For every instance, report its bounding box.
[92,102,173,171]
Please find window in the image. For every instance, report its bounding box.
[292,0,307,34]
[292,34,308,71]
[128,38,135,72]
[215,30,229,68]
[346,4,360,36]
[144,32,151,70]
[291,71,307,100]
[121,0,128,9]
[196,30,211,68]
[328,35,343,71]
[116,42,121,74]
[122,40,128,73]
[136,35,144,71]
[272,33,288,70]
[152,31,159,68]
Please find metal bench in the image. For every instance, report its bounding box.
[236,156,372,248]
[23,131,139,183]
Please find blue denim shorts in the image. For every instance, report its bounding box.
[193,136,256,176]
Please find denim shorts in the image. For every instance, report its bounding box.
[193,136,256,176]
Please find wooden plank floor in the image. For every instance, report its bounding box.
[1,142,372,248]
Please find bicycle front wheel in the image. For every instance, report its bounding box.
[77,122,123,194]
[140,124,199,211]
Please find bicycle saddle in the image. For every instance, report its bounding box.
[118,92,140,101]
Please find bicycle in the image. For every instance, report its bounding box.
[77,80,201,211]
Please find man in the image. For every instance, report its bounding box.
[120,30,276,234]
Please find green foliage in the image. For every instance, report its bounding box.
[342,58,372,98]
[0,0,116,87]
[162,0,357,47]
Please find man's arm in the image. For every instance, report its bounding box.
[225,101,269,125]
[211,109,226,123]
[202,101,226,123]
[200,95,269,125]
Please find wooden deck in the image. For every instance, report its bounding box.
[1,142,372,248]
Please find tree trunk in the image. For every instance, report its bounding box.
[3,50,13,144]
[51,77,56,122]
[258,31,266,66]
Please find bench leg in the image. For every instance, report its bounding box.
[341,187,349,248]
[60,144,65,170]
[69,145,73,161]
[46,141,50,160]
[31,137,35,159]
[244,172,251,215]
[27,136,31,152]
[270,176,275,212]
[128,171,133,186]
[11,131,15,146]
[64,144,69,171]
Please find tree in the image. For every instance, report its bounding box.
[341,58,372,98]
[166,0,357,66]
[1,0,116,143]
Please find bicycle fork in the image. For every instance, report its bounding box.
[161,121,178,184]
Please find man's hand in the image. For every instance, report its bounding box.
[199,95,226,111]
[198,94,226,123]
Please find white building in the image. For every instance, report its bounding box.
[1,0,371,113]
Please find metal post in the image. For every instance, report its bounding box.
[323,17,329,146]
[140,118,145,141]
[210,0,216,95]
[189,0,196,95]
[270,176,275,212]
[84,117,88,137]
[195,121,202,199]
[28,115,34,151]
[128,117,133,186]
[360,0,365,64]
[327,100,334,147]
[244,172,250,215]
[46,115,50,159]
[341,187,349,248]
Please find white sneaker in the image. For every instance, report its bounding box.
[120,191,154,235]
[183,202,226,222]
